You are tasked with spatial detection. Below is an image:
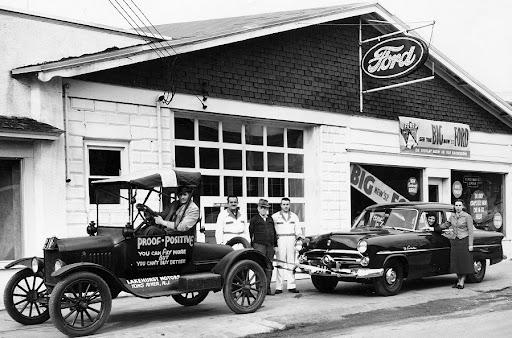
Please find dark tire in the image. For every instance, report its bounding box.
[467,259,486,283]
[311,275,338,293]
[172,291,209,306]
[225,237,250,250]
[49,272,112,337]
[373,260,404,296]
[3,269,50,325]
[223,260,266,314]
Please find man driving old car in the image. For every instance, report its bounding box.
[154,186,199,232]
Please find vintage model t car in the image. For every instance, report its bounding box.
[3,170,271,336]
[298,202,504,296]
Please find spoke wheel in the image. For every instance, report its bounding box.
[3,269,49,325]
[49,272,111,337]
[373,260,404,296]
[223,260,266,314]
[311,275,338,293]
[172,291,209,306]
[467,259,486,283]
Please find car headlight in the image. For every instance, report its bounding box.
[54,259,65,272]
[357,240,368,253]
[360,256,370,266]
[31,257,39,273]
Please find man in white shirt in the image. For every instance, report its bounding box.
[215,196,249,246]
[272,197,303,294]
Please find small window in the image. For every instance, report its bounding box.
[268,152,284,172]
[201,175,220,196]
[246,151,263,171]
[246,125,263,145]
[223,120,242,144]
[199,148,219,169]
[223,149,242,170]
[287,129,304,148]
[199,120,218,142]
[204,207,221,223]
[247,177,264,197]
[291,203,305,222]
[88,149,122,204]
[268,178,284,197]
[247,203,259,221]
[288,154,304,173]
[175,146,195,168]
[175,117,194,140]
[267,127,284,147]
[224,176,242,196]
[289,178,304,197]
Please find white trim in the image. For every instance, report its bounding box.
[0,131,60,140]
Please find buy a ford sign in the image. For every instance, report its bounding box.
[362,36,429,79]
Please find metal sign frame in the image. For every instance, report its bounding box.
[359,19,436,112]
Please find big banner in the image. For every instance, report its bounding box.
[350,164,408,204]
[399,116,470,158]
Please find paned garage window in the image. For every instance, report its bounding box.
[173,115,306,226]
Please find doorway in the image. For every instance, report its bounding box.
[428,178,443,203]
[0,159,22,260]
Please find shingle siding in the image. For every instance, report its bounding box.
[78,18,511,134]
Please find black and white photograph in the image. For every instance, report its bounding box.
[0,0,511,336]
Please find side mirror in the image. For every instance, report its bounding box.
[86,221,98,236]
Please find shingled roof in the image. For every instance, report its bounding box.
[0,116,63,140]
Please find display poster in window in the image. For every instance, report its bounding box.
[399,116,470,158]
[350,164,408,204]
[469,190,488,222]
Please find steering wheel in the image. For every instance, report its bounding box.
[134,203,160,234]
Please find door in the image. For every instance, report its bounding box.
[428,178,443,202]
[0,159,22,260]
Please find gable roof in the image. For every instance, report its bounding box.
[10,2,512,128]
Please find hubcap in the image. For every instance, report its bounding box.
[474,261,482,273]
[385,268,397,284]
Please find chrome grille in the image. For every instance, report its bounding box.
[306,249,363,265]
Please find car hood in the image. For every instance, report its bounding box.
[56,236,114,252]
[309,229,390,251]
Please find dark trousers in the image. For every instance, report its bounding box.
[252,243,275,287]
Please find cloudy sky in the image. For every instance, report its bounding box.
[2,0,511,100]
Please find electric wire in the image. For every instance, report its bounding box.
[107,0,178,103]
[110,0,167,59]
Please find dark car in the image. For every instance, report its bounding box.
[3,170,270,336]
[298,202,504,296]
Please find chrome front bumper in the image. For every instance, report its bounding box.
[297,263,384,279]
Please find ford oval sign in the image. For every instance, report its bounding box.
[362,36,428,79]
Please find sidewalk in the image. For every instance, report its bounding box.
[1,260,511,337]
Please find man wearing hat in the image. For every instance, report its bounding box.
[249,199,277,295]
[154,186,199,232]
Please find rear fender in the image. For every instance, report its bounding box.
[4,257,43,272]
[212,249,271,279]
[52,262,124,293]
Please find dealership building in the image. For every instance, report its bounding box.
[1,3,512,295]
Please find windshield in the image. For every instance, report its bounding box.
[354,208,419,231]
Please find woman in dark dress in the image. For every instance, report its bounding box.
[441,200,474,289]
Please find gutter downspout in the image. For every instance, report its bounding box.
[156,97,163,169]
[63,83,71,183]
